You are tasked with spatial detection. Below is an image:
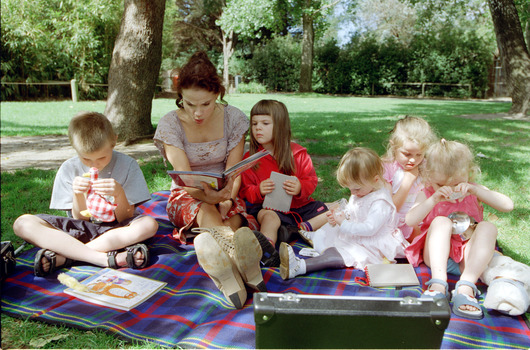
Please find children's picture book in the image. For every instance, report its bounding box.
[62,268,167,311]
[168,149,270,190]
[263,171,297,213]
[364,263,420,288]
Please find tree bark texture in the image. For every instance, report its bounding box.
[105,0,166,143]
[299,1,314,93]
[488,0,530,116]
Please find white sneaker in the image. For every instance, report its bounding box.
[279,242,306,280]
[299,229,314,247]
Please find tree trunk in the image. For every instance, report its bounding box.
[299,1,314,93]
[105,0,166,144]
[488,0,530,116]
[222,30,234,90]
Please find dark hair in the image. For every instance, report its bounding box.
[175,51,226,108]
[250,99,295,175]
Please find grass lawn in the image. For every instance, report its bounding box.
[1,94,529,348]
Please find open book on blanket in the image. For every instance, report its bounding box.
[168,149,270,190]
[63,268,166,311]
[263,171,296,213]
[364,263,420,288]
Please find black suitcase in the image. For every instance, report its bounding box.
[254,292,450,349]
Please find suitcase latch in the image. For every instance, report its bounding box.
[400,296,422,305]
[279,292,301,303]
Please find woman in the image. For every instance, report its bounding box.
[154,52,264,308]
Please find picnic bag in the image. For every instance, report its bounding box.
[1,241,16,283]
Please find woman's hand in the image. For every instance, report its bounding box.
[259,178,275,196]
[200,176,233,204]
[283,178,301,196]
[218,199,233,218]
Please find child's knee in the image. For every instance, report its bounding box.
[13,214,39,238]
[130,216,158,240]
[431,216,453,231]
[476,221,498,240]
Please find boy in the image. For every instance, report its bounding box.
[13,111,158,276]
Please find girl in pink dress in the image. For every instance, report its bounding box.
[382,116,437,242]
[406,140,513,319]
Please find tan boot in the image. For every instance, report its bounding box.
[194,226,266,292]
[194,230,247,309]
[232,227,267,292]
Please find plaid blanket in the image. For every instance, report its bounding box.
[2,191,529,349]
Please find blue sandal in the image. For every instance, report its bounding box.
[451,280,483,319]
[421,278,449,300]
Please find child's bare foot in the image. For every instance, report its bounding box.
[456,284,480,312]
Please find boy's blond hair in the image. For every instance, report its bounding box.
[336,147,384,189]
[421,139,480,184]
[383,116,437,161]
[68,111,117,154]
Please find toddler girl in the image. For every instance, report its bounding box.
[280,147,408,280]
[239,100,328,266]
[382,116,436,241]
[405,139,513,319]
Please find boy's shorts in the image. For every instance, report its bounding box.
[36,214,141,244]
[247,201,328,227]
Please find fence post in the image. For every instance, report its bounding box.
[70,79,78,103]
[421,83,425,97]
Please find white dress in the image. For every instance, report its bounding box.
[312,187,408,269]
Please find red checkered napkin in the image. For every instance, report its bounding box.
[86,167,117,222]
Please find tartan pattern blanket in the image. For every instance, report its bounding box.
[2,191,529,349]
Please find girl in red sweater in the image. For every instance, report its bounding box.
[239,100,328,266]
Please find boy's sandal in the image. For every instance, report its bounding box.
[34,249,74,277]
[451,280,483,319]
[125,243,150,269]
[107,243,150,270]
[421,278,449,301]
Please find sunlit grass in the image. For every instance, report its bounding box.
[1,94,528,348]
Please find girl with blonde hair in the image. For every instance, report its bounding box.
[406,139,513,319]
[280,147,408,279]
[382,116,437,241]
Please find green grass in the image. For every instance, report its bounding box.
[1,94,529,348]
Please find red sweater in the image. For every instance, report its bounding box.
[239,143,317,209]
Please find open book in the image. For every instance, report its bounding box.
[364,263,420,288]
[263,171,297,213]
[168,149,270,190]
[63,268,167,311]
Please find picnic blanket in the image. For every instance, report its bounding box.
[2,191,529,349]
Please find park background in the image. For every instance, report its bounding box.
[1,0,530,348]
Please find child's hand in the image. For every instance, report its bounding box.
[283,178,301,196]
[453,182,476,197]
[91,178,122,197]
[326,211,337,227]
[432,186,454,203]
[72,176,91,195]
[259,178,275,196]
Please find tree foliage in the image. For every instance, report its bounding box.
[1,0,121,100]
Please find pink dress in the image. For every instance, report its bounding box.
[383,161,423,239]
[405,186,484,267]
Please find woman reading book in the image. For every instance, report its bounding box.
[154,52,264,308]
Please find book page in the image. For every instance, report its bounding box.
[224,149,270,178]
[263,172,296,213]
[168,172,224,190]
